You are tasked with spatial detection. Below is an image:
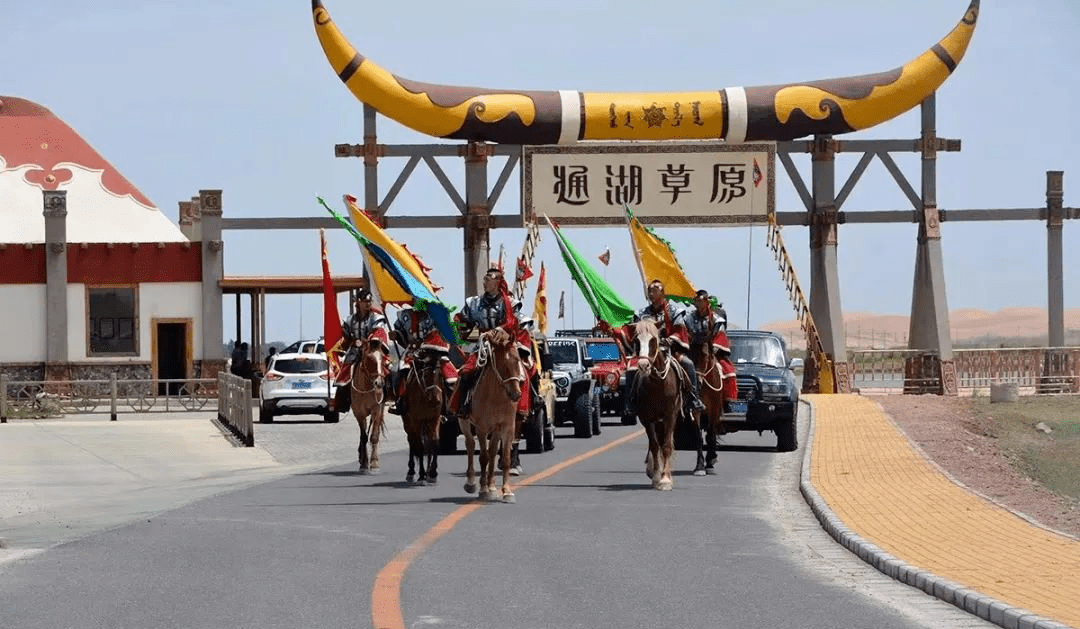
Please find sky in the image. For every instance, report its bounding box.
[4,0,1079,345]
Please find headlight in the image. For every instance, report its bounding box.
[606,373,617,385]
[762,382,787,394]
[554,376,570,389]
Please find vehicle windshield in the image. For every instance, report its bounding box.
[730,336,786,369]
[271,358,328,374]
[546,340,580,364]
[585,341,620,362]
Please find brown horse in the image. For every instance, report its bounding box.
[627,320,681,490]
[400,347,445,485]
[350,337,388,474]
[459,327,524,503]
[690,342,725,475]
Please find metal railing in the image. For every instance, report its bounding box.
[848,347,1080,394]
[0,374,217,422]
[216,372,254,446]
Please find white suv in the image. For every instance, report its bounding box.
[258,352,339,423]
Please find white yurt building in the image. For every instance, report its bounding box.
[0,95,223,386]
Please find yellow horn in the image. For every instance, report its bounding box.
[312,0,979,144]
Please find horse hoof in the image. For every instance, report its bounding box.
[693,468,706,477]
[464,482,477,494]
[502,493,516,504]
[406,474,415,484]
[358,467,370,475]
[657,480,673,491]
[706,467,717,476]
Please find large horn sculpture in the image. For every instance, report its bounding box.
[312,0,978,145]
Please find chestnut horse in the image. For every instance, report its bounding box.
[627,320,681,490]
[350,337,388,474]
[458,328,524,503]
[690,342,725,475]
[401,347,445,485]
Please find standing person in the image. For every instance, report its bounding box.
[229,340,245,377]
[448,267,525,418]
[333,289,390,413]
[387,300,459,416]
[601,279,705,419]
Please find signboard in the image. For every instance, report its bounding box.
[522,142,775,226]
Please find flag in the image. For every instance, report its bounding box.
[320,229,345,379]
[319,197,460,345]
[598,247,611,266]
[342,195,439,306]
[496,243,506,272]
[558,290,565,319]
[532,262,548,334]
[545,216,635,327]
[515,256,534,283]
[624,205,697,304]
[753,158,763,188]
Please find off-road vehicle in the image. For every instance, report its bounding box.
[721,329,803,452]
[546,335,600,438]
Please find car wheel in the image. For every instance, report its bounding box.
[524,407,545,454]
[775,415,798,452]
[591,394,601,436]
[259,401,274,423]
[573,394,592,439]
[324,410,340,423]
[543,422,555,451]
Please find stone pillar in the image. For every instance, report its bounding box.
[199,190,225,376]
[1046,171,1065,347]
[43,190,69,380]
[1040,171,1068,394]
[463,142,492,299]
[907,95,956,395]
[808,136,850,393]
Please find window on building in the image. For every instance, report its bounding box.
[88,287,138,355]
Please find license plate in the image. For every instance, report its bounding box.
[291,381,312,390]
[727,401,748,414]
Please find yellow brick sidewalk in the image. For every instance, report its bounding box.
[806,394,1080,628]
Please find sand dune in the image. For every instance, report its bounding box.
[760,307,1080,349]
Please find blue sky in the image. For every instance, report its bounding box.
[5,1,1078,344]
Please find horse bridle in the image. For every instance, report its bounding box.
[405,346,443,401]
[352,342,386,403]
[635,330,673,382]
[477,335,524,401]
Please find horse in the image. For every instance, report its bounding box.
[690,341,725,475]
[400,347,445,485]
[349,337,388,474]
[627,320,682,490]
[458,327,525,503]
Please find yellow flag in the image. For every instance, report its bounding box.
[624,206,696,302]
[343,195,438,305]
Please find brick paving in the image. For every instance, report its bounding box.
[807,394,1080,628]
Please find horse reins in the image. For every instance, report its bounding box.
[477,335,524,401]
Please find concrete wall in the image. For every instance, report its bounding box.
[0,284,46,362]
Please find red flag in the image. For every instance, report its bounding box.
[598,247,611,266]
[516,256,534,282]
[320,229,344,379]
[753,158,763,188]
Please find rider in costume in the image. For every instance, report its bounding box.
[685,289,737,403]
[448,267,528,419]
[386,301,459,416]
[333,289,391,412]
[602,279,706,419]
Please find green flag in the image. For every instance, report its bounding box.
[543,216,635,327]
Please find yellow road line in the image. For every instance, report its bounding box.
[371,429,645,629]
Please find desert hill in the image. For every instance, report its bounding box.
[759,307,1080,349]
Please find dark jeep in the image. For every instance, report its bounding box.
[720,329,803,452]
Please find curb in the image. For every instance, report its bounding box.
[797,399,1075,629]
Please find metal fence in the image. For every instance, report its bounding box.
[848,347,1080,394]
[0,374,217,422]
[216,372,254,447]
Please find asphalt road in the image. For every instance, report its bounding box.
[0,409,996,629]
